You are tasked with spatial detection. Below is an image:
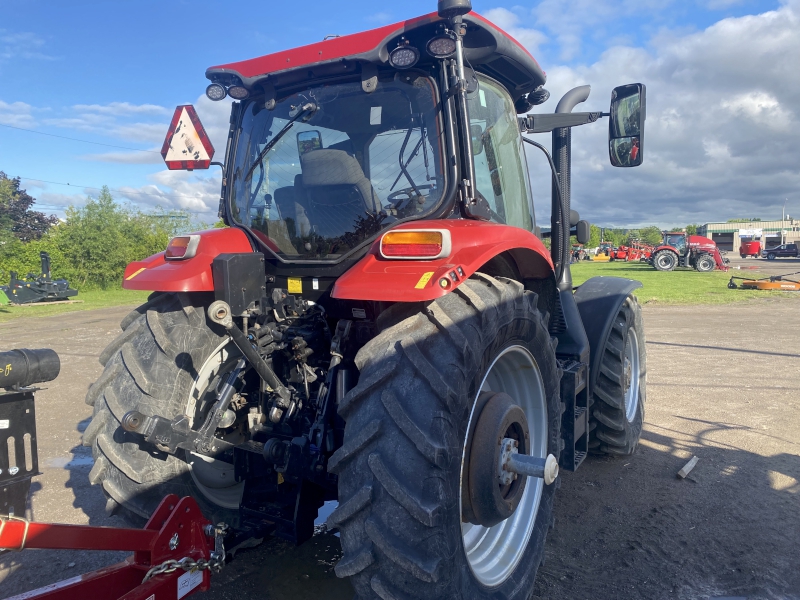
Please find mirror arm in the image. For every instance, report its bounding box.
[522,137,566,281]
[518,111,603,134]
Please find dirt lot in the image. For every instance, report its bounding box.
[1,298,799,600]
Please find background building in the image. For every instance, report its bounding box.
[698,220,800,251]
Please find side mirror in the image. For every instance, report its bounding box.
[609,83,646,168]
[576,220,591,245]
[297,130,322,156]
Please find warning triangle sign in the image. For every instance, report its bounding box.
[161,105,215,170]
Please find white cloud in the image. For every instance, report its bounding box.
[0,99,36,127]
[519,2,800,226]
[80,149,163,165]
[483,8,548,56]
[72,102,169,116]
[116,169,222,220]
[0,30,57,61]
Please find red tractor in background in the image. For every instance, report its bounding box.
[650,231,729,272]
[83,2,648,597]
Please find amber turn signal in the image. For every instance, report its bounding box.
[165,235,201,260]
[380,230,451,259]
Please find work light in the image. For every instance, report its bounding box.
[427,34,457,58]
[206,83,227,101]
[389,46,420,69]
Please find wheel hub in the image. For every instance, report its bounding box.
[464,392,529,528]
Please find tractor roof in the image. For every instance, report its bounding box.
[206,12,546,103]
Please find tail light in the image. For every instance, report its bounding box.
[380,230,451,260]
[165,235,201,260]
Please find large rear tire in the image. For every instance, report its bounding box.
[589,295,646,455]
[329,274,562,599]
[652,250,678,271]
[82,292,243,526]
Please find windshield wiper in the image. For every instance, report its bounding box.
[242,102,317,184]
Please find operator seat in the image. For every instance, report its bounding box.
[299,149,381,239]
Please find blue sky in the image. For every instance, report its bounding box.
[1,0,797,226]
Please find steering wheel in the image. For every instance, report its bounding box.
[386,184,435,214]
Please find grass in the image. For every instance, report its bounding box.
[0,288,151,324]
[0,260,795,324]
[571,260,796,305]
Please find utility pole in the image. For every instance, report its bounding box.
[783,199,787,245]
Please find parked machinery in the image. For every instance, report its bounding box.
[1,252,78,304]
[84,2,649,597]
[650,232,729,272]
[740,239,761,258]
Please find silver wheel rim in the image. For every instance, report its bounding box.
[623,328,640,422]
[185,339,245,509]
[460,345,548,587]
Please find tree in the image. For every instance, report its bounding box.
[0,172,59,242]
[640,226,663,246]
[588,224,601,248]
[685,224,698,235]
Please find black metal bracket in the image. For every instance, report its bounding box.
[558,359,589,472]
[121,411,234,457]
[0,389,40,516]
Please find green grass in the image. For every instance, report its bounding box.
[0,261,794,324]
[571,260,795,305]
[0,288,151,323]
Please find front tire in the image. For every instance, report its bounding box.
[695,253,716,272]
[767,253,776,260]
[652,250,678,271]
[330,274,562,599]
[589,295,646,455]
[83,292,243,526]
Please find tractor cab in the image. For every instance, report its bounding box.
[663,232,687,254]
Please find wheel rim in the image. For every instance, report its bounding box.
[623,328,641,422]
[460,345,547,587]
[185,339,245,509]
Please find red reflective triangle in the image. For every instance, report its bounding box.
[161,105,215,170]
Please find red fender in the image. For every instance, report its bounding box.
[332,220,553,302]
[122,227,253,292]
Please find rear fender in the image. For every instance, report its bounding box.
[574,276,643,395]
[331,220,553,302]
[122,228,254,292]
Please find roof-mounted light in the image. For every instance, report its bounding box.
[389,45,420,70]
[165,235,201,260]
[427,34,457,58]
[206,83,227,101]
[228,85,249,100]
[380,229,451,260]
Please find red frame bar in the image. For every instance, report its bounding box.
[2,495,214,600]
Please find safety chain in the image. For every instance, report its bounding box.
[0,514,31,551]
[142,523,227,584]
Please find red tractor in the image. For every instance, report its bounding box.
[84,2,648,597]
[650,231,728,272]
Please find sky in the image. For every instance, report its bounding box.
[0,0,797,229]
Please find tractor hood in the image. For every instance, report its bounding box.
[205,12,546,104]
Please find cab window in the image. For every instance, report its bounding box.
[468,75,534,231]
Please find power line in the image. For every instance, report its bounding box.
[0,123,162,154]
[17,176,220,205]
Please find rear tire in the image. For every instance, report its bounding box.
[695,253,715,272]
[330,274,562,599]
[652,250,678,271]
[83,292,242,526]
[589,295,646,456]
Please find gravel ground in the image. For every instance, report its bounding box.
[1,297,798,600]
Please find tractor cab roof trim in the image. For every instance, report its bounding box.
[205,12,546,103]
